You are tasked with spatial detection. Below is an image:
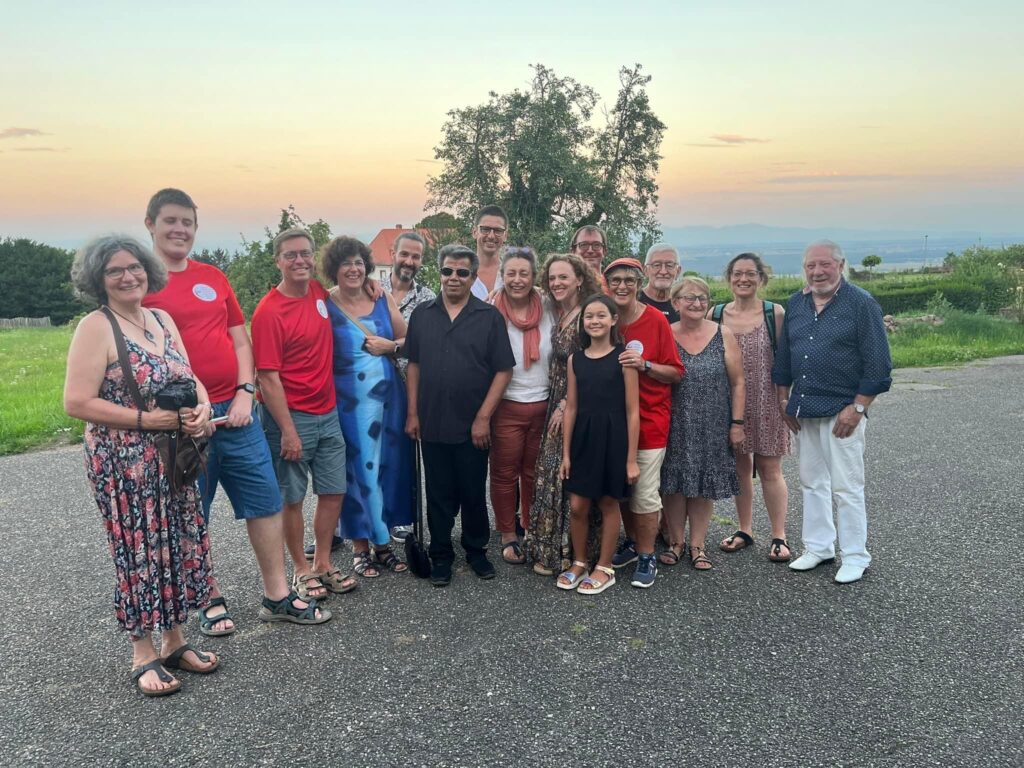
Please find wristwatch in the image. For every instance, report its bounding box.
[393,343,402,357]
[853,403,867,415]
[643,360,652,373]
[236,383,255,394]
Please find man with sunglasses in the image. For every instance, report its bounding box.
[604,257,684,588]
[405,245,515,586]
[471,205,509,299]
[639,242,682,323]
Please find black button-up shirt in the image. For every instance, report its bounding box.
[772,280,892,419]
[405,295,516,443]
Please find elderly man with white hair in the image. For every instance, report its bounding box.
[772,239,892,584]
[639,242,682,324]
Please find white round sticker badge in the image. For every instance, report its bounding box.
[316,299,329,318]
[626,339,645,355]
[192,283,217,302]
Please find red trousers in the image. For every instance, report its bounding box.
[489,398,548,533]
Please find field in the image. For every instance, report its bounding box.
[3,305,1023,455]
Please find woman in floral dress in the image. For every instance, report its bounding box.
[65,235,219,697]
[524,254,601,575]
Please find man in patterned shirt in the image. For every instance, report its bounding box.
[773,239,892,585]
[381,231,436,543]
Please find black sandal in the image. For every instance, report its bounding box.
[373,546,408,573]
[719,530,754,553]
[768,538,792,562]
[501,540,525,564]
[161,643,219,674]
[131,659,181,697]
[258,591,332,625]
[199,596,236,637]
[690,546,713,571]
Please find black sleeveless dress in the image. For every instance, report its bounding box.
[564,344,630,501]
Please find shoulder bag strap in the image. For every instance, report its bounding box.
[328,289,375,338]
[763,301,777,353]
[101,306,147,411]
[712,303,725,323]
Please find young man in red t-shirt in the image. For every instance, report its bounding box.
[604,258,684,588]
[143,189,329,628]
[251,227,356,603]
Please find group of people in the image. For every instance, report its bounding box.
[63,191,893,698]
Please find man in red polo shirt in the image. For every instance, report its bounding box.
[604,257,683,588]
[251,227,356,603]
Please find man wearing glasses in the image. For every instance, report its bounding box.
[603,257,684,588]
[471,205,509,299]
[405,245,515,586]
[570,225,609,291]
[639,242,682,323]
[251,227,354,605]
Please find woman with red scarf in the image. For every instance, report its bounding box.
[489,247,554,564]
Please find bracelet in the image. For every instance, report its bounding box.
[136,409,143,431]
[731,419,745,425]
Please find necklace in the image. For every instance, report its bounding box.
[109,306,155,343]
[558,305,581,330]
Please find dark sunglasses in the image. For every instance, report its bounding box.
[440,267,472,278]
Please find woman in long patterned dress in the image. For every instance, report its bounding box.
[710,253,792,562]
[524,254,601,575]
[660,277,745,571]
[321,236,411,578]
[65,235,219,697]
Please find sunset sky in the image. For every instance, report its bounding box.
[1,1,1021,250]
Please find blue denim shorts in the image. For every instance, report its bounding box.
[200,400,283,522]
[260,405,347,504]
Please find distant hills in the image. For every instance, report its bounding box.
[661,224,1023,247]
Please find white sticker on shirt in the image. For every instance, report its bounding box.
[316,299,329,318]
[192,283,217,302]
[626,339,645,355]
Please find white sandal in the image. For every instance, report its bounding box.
[578,565,616,595]
[556,560,589,590]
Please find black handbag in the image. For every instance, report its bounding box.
[404,440,432,578]
[102,306,208,494]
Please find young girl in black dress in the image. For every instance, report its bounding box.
[558,295,639,594]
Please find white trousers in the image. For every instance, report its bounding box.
[796,415,871,568]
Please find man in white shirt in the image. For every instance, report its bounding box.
[470,205,508,299]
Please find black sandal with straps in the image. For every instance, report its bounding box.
[373,546,408,573]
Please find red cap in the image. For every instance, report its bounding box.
[603,257,643,275]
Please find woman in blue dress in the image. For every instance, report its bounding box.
[321,236,413,577]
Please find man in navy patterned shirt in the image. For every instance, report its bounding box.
[773,240,892,584]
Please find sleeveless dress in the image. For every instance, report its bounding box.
[563,345,630,500]
[661,328,740,499]
[329,296,414,546]
[525,317,601,570]
[732,320,790,456]
[83,315,213,638]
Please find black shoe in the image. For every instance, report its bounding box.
[304,535,343,561]
[468,556,496,580]
[430,563,453,587]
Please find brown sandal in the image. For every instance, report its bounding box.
[658,544,684,566]
[293,572,328,600]
[318,566,358,593]
[690,546,713,571]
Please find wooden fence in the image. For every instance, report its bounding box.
[0,317,51,329]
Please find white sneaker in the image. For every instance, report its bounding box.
[789,552,835,571]
[834,564,866,584]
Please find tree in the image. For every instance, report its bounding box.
[228,206,333,316]
[0,238,86,324]
[425,63,665,258]
[412,212,464,294]
[193,248,233,272]
[861,254,881,274]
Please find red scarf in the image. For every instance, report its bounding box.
[495,290,543,370]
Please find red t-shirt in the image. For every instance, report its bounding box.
[622,304,684,450]
[143,260,245,403]
[251,280,336,415]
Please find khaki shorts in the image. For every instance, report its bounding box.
[630,448,666,514]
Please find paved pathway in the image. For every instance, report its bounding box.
[1,357,1021,767]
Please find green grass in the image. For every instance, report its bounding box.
[0,326,82,455]
[1,307,1023,455]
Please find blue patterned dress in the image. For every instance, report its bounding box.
[329,297,414,545]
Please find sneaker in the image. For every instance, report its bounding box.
[468,556,496,580]
[611,538,638,569]
[630,554,657,588]
[304,535,344,561]
[390,526,412,544]
[430,562,453,587]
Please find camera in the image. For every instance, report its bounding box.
[155,379,198,411]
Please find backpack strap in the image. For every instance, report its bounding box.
[711,303,726,323]
[763,301,777,353]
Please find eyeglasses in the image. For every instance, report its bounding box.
[731,270,760,280]
[647,261,678,272]
[104,263,146,279]
[339,259,365,269]
[574,241,605,252]
[440,267,473,278]
[677,294,709,305]
[281,249,314,261]
[477,225,506,235]
[607,276,639,288]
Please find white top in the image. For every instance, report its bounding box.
[471,272,502,300]
[503,307,554,403]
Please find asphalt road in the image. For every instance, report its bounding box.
[1,357,1021,768]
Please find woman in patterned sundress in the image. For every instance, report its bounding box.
[65,235,218,697]
[710,253,792,562]
[659,277,745,571]
[523,254,602,576]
